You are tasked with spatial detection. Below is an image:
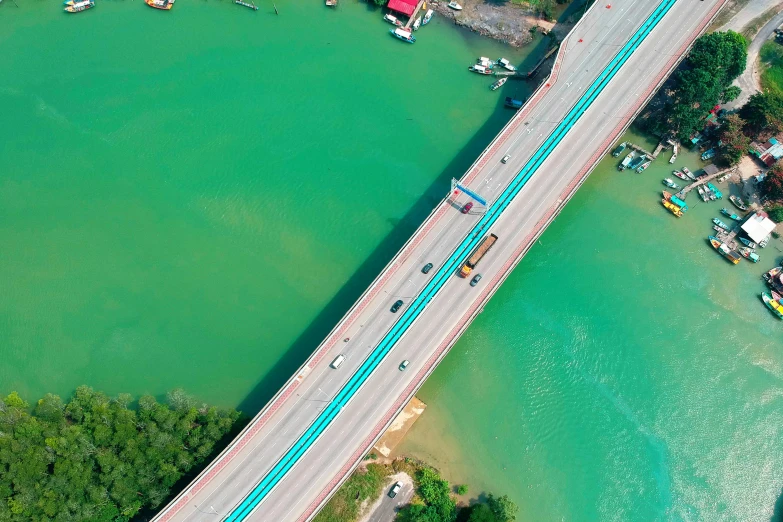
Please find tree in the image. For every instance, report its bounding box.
[487,494,519,522]
[718,114,751,165]
[767,204,783,223]
[722,85,742,103]
[371,0,387,5]
[466,504,498,522]
[740,91,783,136]
[685,31,747,82]
[456,484,468,495]
[762,163,783,201]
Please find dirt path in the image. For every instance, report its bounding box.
[357,472,414,522]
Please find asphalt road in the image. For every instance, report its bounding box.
[362,474,414,522]
[153,1,726,521]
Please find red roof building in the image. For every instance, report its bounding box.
[387,0,417,16]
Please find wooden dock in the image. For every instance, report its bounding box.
[625,141,655,158]
[403,0,426,29]
[679,166,736,197]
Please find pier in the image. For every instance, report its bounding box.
[679,165,736,197]
[403,0,425,29]
[624,141,656,158]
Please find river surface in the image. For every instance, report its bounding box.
[2,2,783,521]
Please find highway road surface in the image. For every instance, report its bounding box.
[153,1,728,521]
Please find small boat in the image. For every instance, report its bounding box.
[235,0,259,10]
[413,15,422,30]
[628,154,646,171]
[760,235,771,248]
[717,172,732,183]
[704,185,716,201]
[384,14,403,26]
[64,0,93,11]
[326,0,337,6]
[469,64,492,75]
[448,1,463,9]
[713,225,726,234]
[636,159,652,173]
[672,170,689,181]
[671,194,688,211]
[712,218,731,231]
[619,151,635,171]
[669,143,678,164]
[663,190,673,200]
[504,97,524,109]
[729,195,748,211]
[663,178,679,189]
[662,199,683,217]
[701,148,716,161]
[709,236,741,264]
[682,167,696,180]
[496,58,517,72]
[739,237,758,249]
[390,28,416,43]
[739,247,760,262]
[422,8,434,24]
[720,208,741,221]
[764,267,783,282]
[145,0,174,9]
[477,57,492,65]
[707,182,722,199]
[612,142,627,157]
[697,186,709,202]
[773,291,783,302]
[490,77,507,91]
[762,292,783,319]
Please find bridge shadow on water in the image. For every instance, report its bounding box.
[236,39,553,416]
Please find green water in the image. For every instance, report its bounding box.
[3,2,783,520]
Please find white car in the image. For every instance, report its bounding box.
[399,360,410,371]
[389,481,402,498]
[501,155,510,164]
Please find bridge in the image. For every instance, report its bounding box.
[153,1,728,520]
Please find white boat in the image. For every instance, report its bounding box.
[448,1,462,10]
[477,56,492,66]
[682,167,696,180]
[390,28,416,43]
[469,64,492,75]
[383,13,403,27]
[413,15,422,30]
[490,77,507,91]
[669,142,678,164]
[497,58,517,72]
[422,8,433,24]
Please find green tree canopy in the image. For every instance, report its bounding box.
[740,91,783,136]
[718,113,751,165]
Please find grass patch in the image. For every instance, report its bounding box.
[760,40,783,96]
[740,5,783,41]
[312,463,391,522]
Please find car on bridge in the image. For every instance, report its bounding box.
[422,262,433,274]
[470,274,482,287]
[399,360,409,371]
[461,201,473,214]
[390,300,403,313]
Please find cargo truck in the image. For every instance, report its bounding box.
[459,233,498,277]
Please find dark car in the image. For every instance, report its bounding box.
[422,263,433,274]
[461,201,474,214]
[470,274,482,287]
[390,300,403,313]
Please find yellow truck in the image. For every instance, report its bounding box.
[459,233,498,277]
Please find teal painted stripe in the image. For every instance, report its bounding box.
[226,2,674,519]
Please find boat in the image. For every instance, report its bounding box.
[662,190,673,200]
[720,208,741,221]
[628,154,646,171]
[729,195,748,211]
[490,77,507,91]
[325,0,337,6]
[477,56,492,66]
[697,186,709,202]
[701,148,716,160]
[384,14,403,26]
[618,151,635,171]
[662,199,683,217]
[672,170,689,181]
[739,247,760,262]
[704,185,716,201]
[144,0,174,9]
[469,64,492,75]
[390,28,416,43]
[717,172,732,183]
[422,8,433,24]
[712,218,731,231]
[64,0,93,11]
[760,235,771,248]
[669,142,678,164]
[707,182,722,199]
[663,178,679,189]
[496,58,517,72]
[447,1,462,9]
[764,267,783,283]
[773,290,783,302]
[235,0,259,10]
[413,15,422,30]
[708,236,741,264]
[671,194,688,211]
[636,159,652,173]
[739,237,758,249]
[762,292,783,319]
[612,142,627,157]
[682,167,696,180]
[713,225,726,234]
[504,97,524,109]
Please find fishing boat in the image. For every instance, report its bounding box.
[739,247,760,262]
[628,154,646,171]
[704,185,716,201]
[729,195,748,211]
[490,77,507,91]
[144,0,174,9]
[422,8,434,24]
[672,170,689,181]
[671,194,688,211]
[636,159,652,173]
[713,225,726,234]
[717,172,732,183]
[762,292,783,319]
[764,267,783,282]
[64,0,93,11]
[612,142,627,157]
[477,57,492,66]
[618,151,635,171]
[469,64,492,75]
[662,190,673,200]
[663,178,679,189]
[496,58,517,72]
[235,0,259,10]
[413,15,422,30]
[773,290,783,302]
[504,97,524,109]
[709,236,740,264]
[390,28,416,43]
[701,148,716,160]
[720,208,741,221]
[682,167,696,180]
[384,14,403,26]
[760,235,771,248]
[662,199,683,217]
[697,186,709,202]
[325,0,337,6]
[447,1,462,9]
[707,182,722,199]
[669,142,678,164]
[712,218,731,231]
[739,237,758,249]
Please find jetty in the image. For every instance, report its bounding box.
[624,141,655,158]
[493,45,561,79]
[235,0,259,10]
[403,0,426,29]
[680,164,736,197]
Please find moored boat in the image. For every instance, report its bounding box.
[612,142,626,157]
[504,97,524,109]
[739,236,758,249]
[773,290,783,302]
[709,236,741,264]
[422,8,433,24]
[704,185,716,201]
[669,142,678,164]
[671,194,688,211]
[390,28,416,43]
[384,13,403,26]
[707,182,722,199]
[469,64,492,75]
[447,1,462,9]
[739,247,760,262]
[663,178,679,189]
[145,0,174,9]
[762,292,783,319]
[672,170,689,181]
[764,266,782,281]
[662,199,683,217]
[701,148,716,161]
[64,0,93,12]
[682,167,696,180]
[490,77,507,91]
[619,151,635,171]
[712,218,730,231]
[760,235,771,248]
[729,195,748,211]
[720,208,741,221]
[697,186,709,202]
[636,159,652,173]
[717,172,732,183]
[496,58,517,72]
[628,154,646,171]
[413,16,422,30]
